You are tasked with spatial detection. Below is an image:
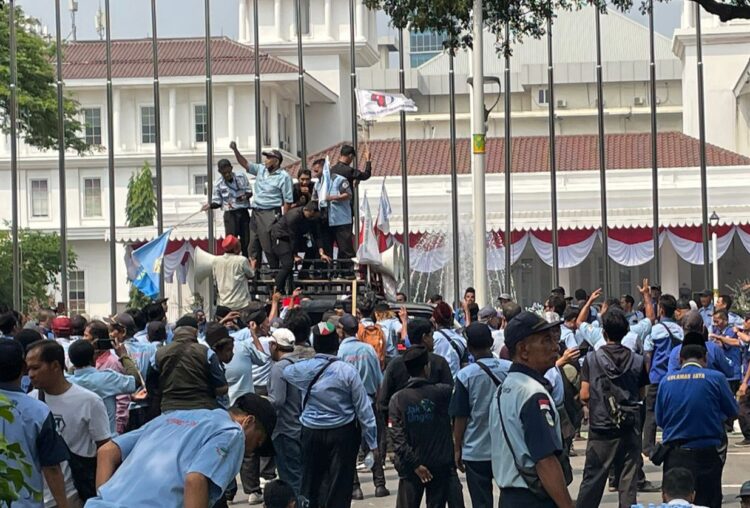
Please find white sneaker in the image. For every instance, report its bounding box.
[356,461,367,471]
[248,492,263,505]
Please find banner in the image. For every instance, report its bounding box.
[131,229,172,299]
[355,89,418,120]
[356,192,382,266]
[375,180,393,252]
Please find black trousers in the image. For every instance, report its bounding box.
[463,460,493,508]
[642,383,658,456]
[321,223,355,260]
[499,488,557,508]
[738,393,750,440]
[396,471,462,508]
[250,208,281,268]
[272,238,294,294]
[224,209,251,258]
[353,402,386,489]
[301,420,360,508]
[242,453,276,495]
[576,428,640,508]
[664,446,724,508]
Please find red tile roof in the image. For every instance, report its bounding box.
[61,37,298,80]
[287,132,750,174]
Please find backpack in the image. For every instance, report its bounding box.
[357,323,386,369]
[592,351,640,430]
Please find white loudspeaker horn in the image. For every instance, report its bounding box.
[194,246,220,284]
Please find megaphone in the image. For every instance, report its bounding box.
[194,246,221,284]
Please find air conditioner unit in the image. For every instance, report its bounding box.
[556,99,568,109]
[633,97,646,106]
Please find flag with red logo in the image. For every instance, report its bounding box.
[375,180,393,252]
[355,89,418,120]
[356,191,382,266]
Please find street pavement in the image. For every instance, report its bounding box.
[235,433,750,507]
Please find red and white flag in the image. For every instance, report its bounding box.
[375,181,393,252]
[355,89,418,120]
[357,191,382,266]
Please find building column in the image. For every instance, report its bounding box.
[274,0,283,40]
[324,0,333,39]
[356,0,365,40]
[239,0,247,41]
[168,88,177,149]
[227,86,235,142]
[290,100,298,155]
[113,88,121,150]
[660,238,680,296]
[270,90,279,148]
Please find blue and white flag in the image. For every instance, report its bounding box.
[317,156,332,205]
[131,229,172,299]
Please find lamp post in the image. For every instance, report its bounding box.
[710,211,719,303]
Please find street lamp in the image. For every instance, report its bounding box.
[710,211,720,302]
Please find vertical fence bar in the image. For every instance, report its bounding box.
[296,0,308,170]
[503,26,512,293]
[449,50,460,307]
[695,3,710,290]
[105,0,117,314]
[204,0,216,313]
[595,7,610,294]
[151,0,165,296]
[55,0,68,309]
[253,0,261,164]
[649,0,661,284]
[398,29,410,299]
[547,16,559,288]
[9,0,20,309]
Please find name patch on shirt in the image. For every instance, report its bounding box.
[666,373,706,381]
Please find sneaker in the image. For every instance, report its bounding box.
[352,487,364,500]
[375,486,390,498]
[248,492,264,505]
[356,461,367,471]
[735,439,750,447]
[638,481,661,493]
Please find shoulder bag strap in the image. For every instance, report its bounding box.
[659,323,681,348]
[496,388,526,473]
[38,389,46,403]
[437,329,465,360]
[476,360,502,386]
[303,358,338,408]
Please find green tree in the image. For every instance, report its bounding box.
[364,0,750,53]
[0,4,88,154]
[126,162,157,308]
[0,394,41,507]
[0,229,77,311]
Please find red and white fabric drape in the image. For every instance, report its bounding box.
[607,227,666,267]
[529,229,598,269]
[666,225,735,265]
[487,231,529,270]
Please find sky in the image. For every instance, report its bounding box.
[20,0,684,43]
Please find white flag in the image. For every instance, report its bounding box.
[356,88,418,120]
[317,156,331,205]
[356,191,382,266]
[375,180,393,252]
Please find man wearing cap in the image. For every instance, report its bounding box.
[282,322,378,508]
[450,322,512,508]
[202,157,253,258]
[389,345,459,507]
[478,305,503,355]
[698,289,715,329]
[331,144,373,189]
[489,311,574,508]
[737,481,750,508]
[311,158,355,262]
[213,235,254,311]
[87,393,276,508]
[656,343,738,508]
[230,141,294,270]
[52,315,75,371]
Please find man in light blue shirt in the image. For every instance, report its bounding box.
[620,294,644,327]
[431,302,468,378]
[231,142,293,269]
[312,158,356,260]
[374,302,402,360]
[68,340,139,434]
[717,294,744,328]
[283,327,378,508]
[86,394,276,508]
[698,290,714,329]
[450,323,512,508]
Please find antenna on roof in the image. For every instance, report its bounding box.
[95,3,105,41]
[68,0,78,41]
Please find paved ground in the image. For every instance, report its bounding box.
[235,434,750,507]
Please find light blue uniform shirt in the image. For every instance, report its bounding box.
[86,409,244,508]
[433,328,467,378]
[224,339,270,405]
[560,325,579,350]
[246,163,293,209]
[212,171,252,211]
[576,321,606,351]
[449,358,512,461]
[282,354,378,449]
[337,336,383,397]
[625,310,644,327]
[544,366,566,407]
[316,173,352,226]
[575,318,651,354]
[699,304,714,328]
[123,338,159,379]
[69,367,136,434]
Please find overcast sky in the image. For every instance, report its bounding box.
[20,0,683,43]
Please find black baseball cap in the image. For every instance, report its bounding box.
[218,158,233,170]
[262,150,283,164]
[232,393,277,457]
[699,289,712,297]
[146,321,167,342]
[465,322,493,349]
[205,322,232,348]
[504,311,562,350]
[738,480,750,498]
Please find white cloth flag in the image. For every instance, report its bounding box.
[317,156,332,204]
[375,180,393,252]
[357,191,382,266]
[355,89,418,120]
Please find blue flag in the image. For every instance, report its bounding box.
[132,229,171,299]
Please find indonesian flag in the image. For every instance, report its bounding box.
[375,181,393,252]
[357,191,382,266]
[355,89,418,120]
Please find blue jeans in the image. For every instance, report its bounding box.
[273,434,303,496]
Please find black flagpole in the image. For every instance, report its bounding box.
[504,26,512,292]
[595,6,610,295]
[253,0,261,164]
[547,15,559,288]
[296,0,308,170]
[649,0,660,284]
[9,0,20,309]
[105,0,117,314]
[398,29,411,299]
[55,0,69,309]
[695,3,710,290]
[349,0,359,238]
[204,0,216,314]
[449,50,460,308]
[151,0,165,296]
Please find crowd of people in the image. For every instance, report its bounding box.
[2,279,750,508]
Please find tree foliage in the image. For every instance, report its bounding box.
[363,0,750,53]
[0,229,77,311]
[126,162,157,308]
[0,4,89,154]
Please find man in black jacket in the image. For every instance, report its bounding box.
[389,345,461,508]
[270,201,320,293]
[331,144,372,189]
